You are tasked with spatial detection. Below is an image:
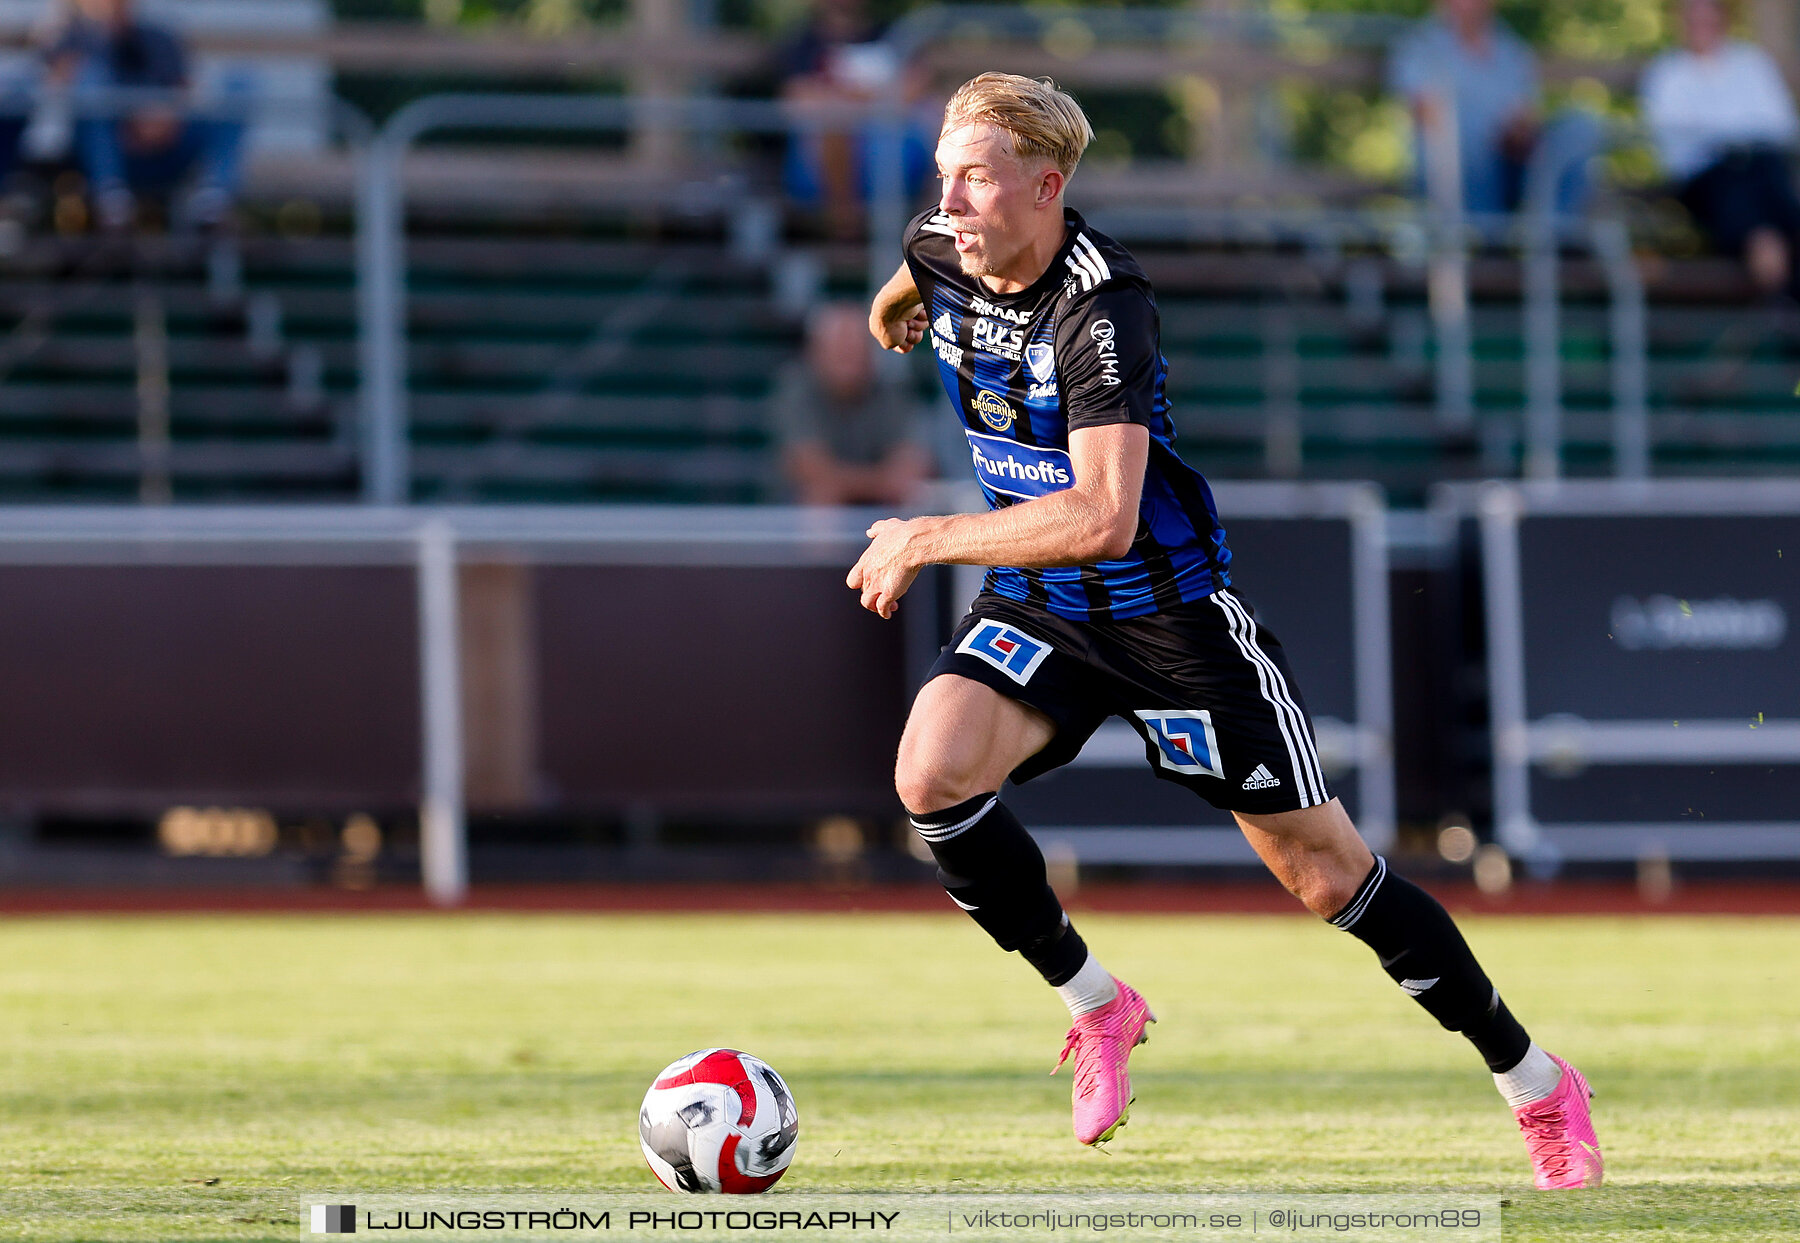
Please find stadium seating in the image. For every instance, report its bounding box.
[0,231,806,501]
[3,1,1798,505]
[5,224,1800,503]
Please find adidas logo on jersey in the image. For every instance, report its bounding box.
[931,312,963,366]
[1241,764,1281,791]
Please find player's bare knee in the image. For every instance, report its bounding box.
[1263,855,1342,916]
[1253,835,1365,916]
[1298,870,1362,919]
[894,753,985,816]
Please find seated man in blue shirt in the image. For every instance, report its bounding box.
[48,0,246,232]
[1390,0,1600,223]
[0,48,34,190]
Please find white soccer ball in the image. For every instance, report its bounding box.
[639,1049,799,1194]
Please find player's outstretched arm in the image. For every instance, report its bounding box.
[869,263,928,353]
[847,423,1148,618]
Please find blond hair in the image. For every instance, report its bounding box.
[941,73,1094,178]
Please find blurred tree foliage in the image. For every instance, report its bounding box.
[328,0,1700,181]
[332,0,1675,54]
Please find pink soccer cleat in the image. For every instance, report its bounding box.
[1052,977,1156,1145]
[1513,1054,1604,1189]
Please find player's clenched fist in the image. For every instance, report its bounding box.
[869,262,928,354]
[847,518,925,619]
[872,305,928,354]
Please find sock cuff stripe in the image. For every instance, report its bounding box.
[1329,855,1388,929]
[910,794,999,842]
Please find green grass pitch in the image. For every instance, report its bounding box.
[0,910,1796,1240]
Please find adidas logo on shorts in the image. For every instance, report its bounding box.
[1241,764,1281,791]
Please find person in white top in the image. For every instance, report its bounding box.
[1641,0,1800,293]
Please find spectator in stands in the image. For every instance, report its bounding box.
[45,0,246,232]
[1642,0,1800,295]
[771,301,935,506]
[0,105,24,193]
[1390,0,1601,221]
[779,0,932,239]
[0,37,36,190]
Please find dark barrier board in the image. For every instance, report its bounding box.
[1481,482,1800,862]
[0,566,420,810]
[1518,517,1795,721]
[535,565,907,818]
[0,502,1382,887]
[1531,764,1798,824]
[1199,516,1358,722]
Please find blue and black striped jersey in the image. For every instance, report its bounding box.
[902,206,1232,622]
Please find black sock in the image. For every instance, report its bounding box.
[909,792,1089,986]
[1330,857,1531,1072]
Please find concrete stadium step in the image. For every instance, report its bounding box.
[0,441,354,481]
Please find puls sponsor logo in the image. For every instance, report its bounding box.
[1611,595,1787,650]
[1091,318,1120,386]
[972,317,1024,360]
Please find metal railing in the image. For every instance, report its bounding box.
[1088,205,1652,481]
[352,93,914,504]
[0,504,889,904]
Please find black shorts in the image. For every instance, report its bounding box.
[924,588,1332,815]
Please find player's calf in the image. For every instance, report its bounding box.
[1329,856,1532,1070]
[909,793,1153,1146]
[1328,856,1604,1187]
[908,792,1091,987]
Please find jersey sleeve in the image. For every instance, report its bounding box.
[901,208,954,305]
[1054,284,1161,432]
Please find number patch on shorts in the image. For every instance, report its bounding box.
[956,621,1053,685]
[1135,710,1226,779]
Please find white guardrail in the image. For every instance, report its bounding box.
[0,487,1396,898]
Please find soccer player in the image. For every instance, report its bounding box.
[850,72,1603,1189]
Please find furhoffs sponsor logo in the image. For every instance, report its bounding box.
[1610,595,1787,650]
[965,432,1075,499]
[310,1205,355,1234]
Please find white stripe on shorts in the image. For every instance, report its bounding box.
[1210,590,1328,806]
[1219,590,1328,804]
